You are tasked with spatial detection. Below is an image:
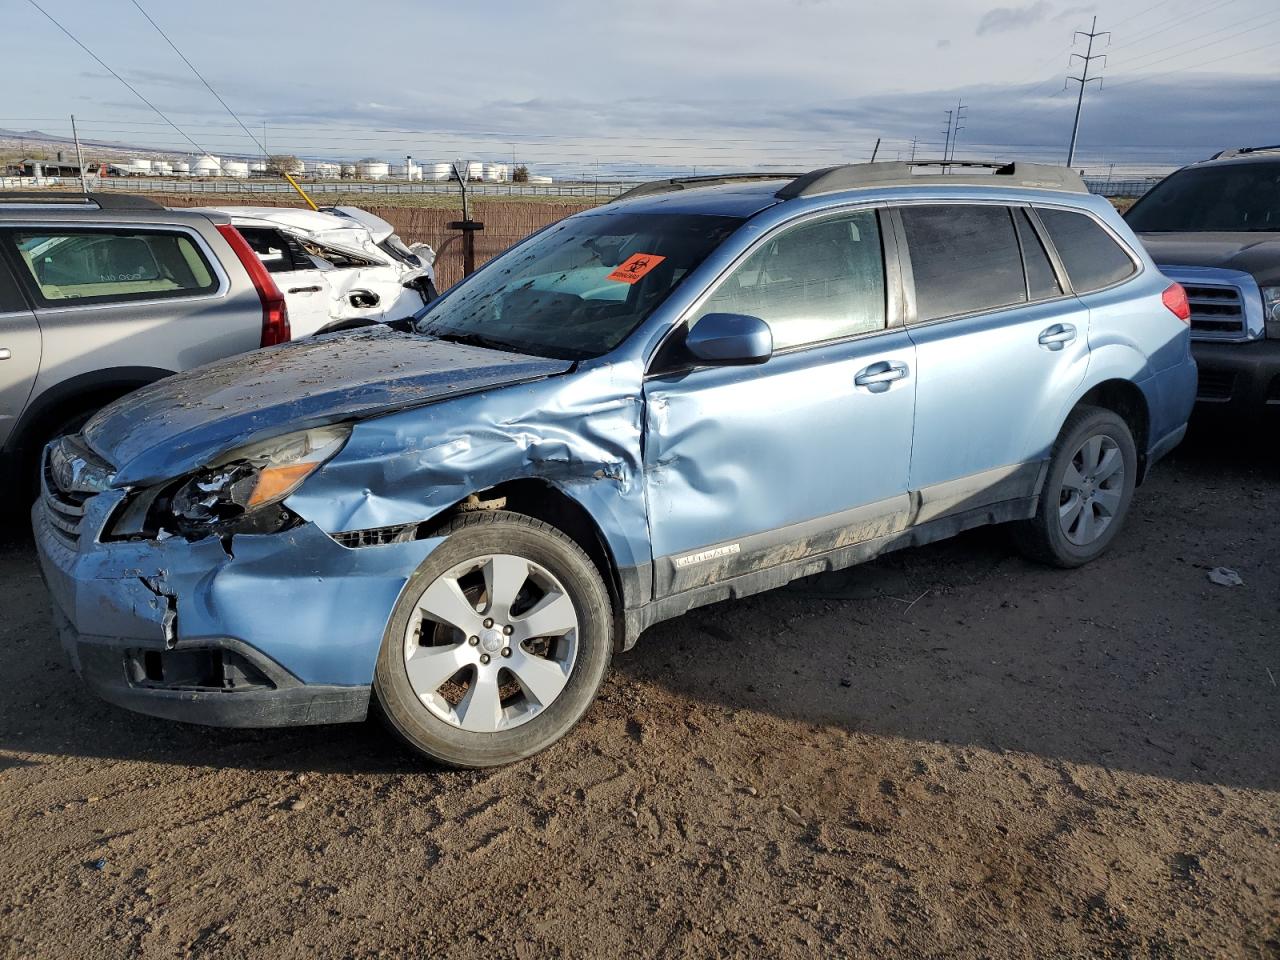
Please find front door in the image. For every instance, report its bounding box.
[0,254,40,451]
[643,208,916,598]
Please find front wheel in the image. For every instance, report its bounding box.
[1013,405,1138,568]
[374,510,613,767]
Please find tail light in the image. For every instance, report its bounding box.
[215,223,291,346]
[1162,282,1191,324]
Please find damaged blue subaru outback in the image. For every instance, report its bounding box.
[34,162,1197,767]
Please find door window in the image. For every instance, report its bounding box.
[691,210,887,350]
[236,227,313,274]
[899,204,1027,322]
[8,229,217,304]
[1014,209,1063,301]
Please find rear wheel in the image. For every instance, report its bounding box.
[1013,405,1137,568]
[374,510,613,767]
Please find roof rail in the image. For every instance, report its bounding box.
[1209,144,1280,160]
[610,172,802,204]
[776,161,1087,199]
[0,191,164,210]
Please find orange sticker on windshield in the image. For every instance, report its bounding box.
[607,253,666,284]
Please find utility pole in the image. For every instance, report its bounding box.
[909,138,918,162]
[70,114,88,194]
[870,137,881,162]
[942,109,954,165]
[1066,16,1109,168]
[949,101,967,165]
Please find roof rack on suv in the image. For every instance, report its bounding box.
[0,191,164,210]
[776,161,1087,199]
[1209,145,1280,160]
[610,173,803,204]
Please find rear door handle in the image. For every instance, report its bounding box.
[1038,323,1077,351]
[854,360,909,393]
[288,285,323,294]
[0,348,10,361]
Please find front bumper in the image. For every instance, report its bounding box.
[1191,339,1280,415]
[33,488,440,728]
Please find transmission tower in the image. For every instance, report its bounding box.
[1066,16,1109,168]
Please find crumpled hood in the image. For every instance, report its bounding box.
[83,327,572,486]
[1138,232,1280,287]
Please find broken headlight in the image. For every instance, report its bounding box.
[153,425,350,538]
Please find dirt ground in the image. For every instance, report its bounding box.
[0,426,1276,959]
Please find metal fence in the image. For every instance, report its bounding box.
[1083,177,1163,199]
[0,175,632,199]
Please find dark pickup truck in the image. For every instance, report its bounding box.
[1125,147,1280,416]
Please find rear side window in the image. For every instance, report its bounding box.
[236,227,311,274]
[1014,209,1062,300]
[7,229,218,305]
[694,210,886,350]
[1035,208,1136,292]
[899,205,1026,322]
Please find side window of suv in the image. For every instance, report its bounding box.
[898,204,1027,322]
[1035,207,1136,293]
[692,210,886,350]
[7,229,217,305]
[236,227,313,274]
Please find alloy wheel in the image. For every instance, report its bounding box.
[1058,434,1125,547]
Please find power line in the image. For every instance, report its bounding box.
[1107,35,1280,88]
[22,0,223,168]
[127,0,268,158]
[1112,9,1280,74]
[1108,0,1242,52]
[1067,16,1109,167]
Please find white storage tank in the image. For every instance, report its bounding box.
[465,161,484,181]
[314,162,341,179]
[340,163,357,178]
[126,158,152,176]
[153,160,173,175]
[171,160,190,175]
[482,163,501,182]
[528,174,553,184]
[223,160,249,179]
[249,161,267,174]
[429,162,452,181]
[357,159,389,180]
[497,163,509,181]
[192,154,221,177]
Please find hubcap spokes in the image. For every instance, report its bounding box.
[403,554,579,732]
[1059,434,1124,546]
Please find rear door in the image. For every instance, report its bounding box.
[643,208,917,597]
[0,254,40,451]
[895,202,1090,522]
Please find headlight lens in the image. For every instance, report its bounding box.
[1262,286,1280,339]
[167,425,350,533]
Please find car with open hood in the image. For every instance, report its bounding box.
[34,161,1196,767]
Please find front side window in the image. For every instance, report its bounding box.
[1036,208,1135,293]
[899,204,1026,322]
[414,212,743,360]
[1014,209,1062,301]
[691,210,887,350]
[9,229,217,304]
[237,227,309,274]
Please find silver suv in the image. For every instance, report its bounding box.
[0,192,290,500]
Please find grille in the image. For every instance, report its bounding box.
[1196,368,1237,402]
[1182,282,1247,340]
[42,460,88,549]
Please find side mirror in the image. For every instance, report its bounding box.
[685,313,773,366]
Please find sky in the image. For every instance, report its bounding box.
[3,0,1278,177]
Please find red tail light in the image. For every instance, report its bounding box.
[1162,282,1191,324]
[216,223,291,346]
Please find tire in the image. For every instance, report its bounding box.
[1013,404,1138,569]
[374,510,613,767]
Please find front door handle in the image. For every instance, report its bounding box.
[288,285,323,294]
[854,360,909,393]
[1038,323,1077,351]
[0,348,11,361]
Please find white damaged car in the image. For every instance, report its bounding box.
[198,205,438,338]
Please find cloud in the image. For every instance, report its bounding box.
[977,1,1052,35]
[937,38,952,49]
[1053,4,1096,22]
